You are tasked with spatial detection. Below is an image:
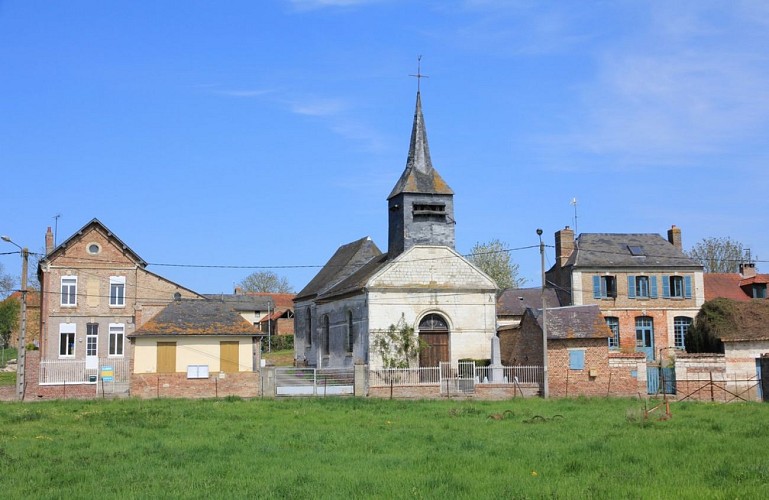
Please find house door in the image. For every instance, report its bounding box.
[635,317,655,361]
[758,356,769,402]
[220,341,239,373]
[86,324,98,370]
[157,342,177,373]
[418,314,449,368]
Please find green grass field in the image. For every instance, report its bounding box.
[1,397,767,498]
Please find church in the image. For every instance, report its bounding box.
[293,91,498,369]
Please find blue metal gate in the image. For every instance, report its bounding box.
[647,366,676,395]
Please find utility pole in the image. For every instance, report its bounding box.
[537,229,549,399]
[18,247,28,401]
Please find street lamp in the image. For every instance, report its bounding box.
[537,229,549,399]
[2,235,29,401]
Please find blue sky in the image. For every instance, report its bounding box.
[2,0,768,294]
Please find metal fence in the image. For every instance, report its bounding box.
[39,358,131,385]
[369,364,543,387]
[275,367,354,396]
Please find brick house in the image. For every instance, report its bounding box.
[294,91,497,369]
[129,297,262,399]
[703,262,769,302]
[32,219,202,398]
[546,225,705,361]
[501,304,645,397]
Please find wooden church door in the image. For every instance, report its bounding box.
[418,314,449,367]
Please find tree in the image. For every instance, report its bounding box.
[686,237,752,273]
[371,316,425,368]
[0,296,19,349]
[467,239,525,289]
[0,263,14,299]
[236,270,293,293]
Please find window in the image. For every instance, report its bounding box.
[109,323,125,356]
[86,323,98,357]
[87,243,101,255]
[670,276,684,298]
[110,276,126,307]
[606,317,620,349]
[61,276,77,306]
[59,324,76,357]
[306,307,312,347]
[674,317,692,350]
[569,349,585,370]
[322,315,330,356]
[627,245,645,256]
[593,275,617,298]
[753,284,767,299]
[346,311,354,354]
[628,276,657,299]
[662,275,692,299]
[412,203,447,222]
[635,317,654,349]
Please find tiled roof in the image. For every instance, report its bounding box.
[703,298,769,342]
[497,287,560,316]
[704,274,751,301]
[130,298,260,337]
[246,292,295,309]
[568,233,701,269]
[317,253,390,302]
[42,218,147,267]
[531,304,612,340]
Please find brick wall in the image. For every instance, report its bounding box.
[131,371,261,399]
[548,339,645,398]
[24,350,98,400]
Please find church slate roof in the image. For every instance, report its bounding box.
[387,92,453,200]
[566,233,701,269]
[294,237,382,302]
[316,253,390,302]
[130,298,260,337]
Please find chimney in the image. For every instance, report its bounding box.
[667,225,682,251]
[555,226,575,267]
[45,226,54,255]
[740,262,757,279]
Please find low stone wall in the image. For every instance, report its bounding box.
[367,382,538,400]
[675,353,760,402]
[131,371,261,399]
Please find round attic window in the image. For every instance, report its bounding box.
[87,243,101,255]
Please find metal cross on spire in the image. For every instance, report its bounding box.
[409,55,429,92]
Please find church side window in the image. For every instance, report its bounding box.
[306,307,312,347]
[346,311,354,354]
[322,315,330,356]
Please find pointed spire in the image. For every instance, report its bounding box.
[388,92,453,199]
[406,91,433,174]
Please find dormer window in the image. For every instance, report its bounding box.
[412,203,446,221]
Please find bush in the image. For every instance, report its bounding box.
[263,335,294,352]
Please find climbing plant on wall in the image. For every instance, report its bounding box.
[372,316,426,368]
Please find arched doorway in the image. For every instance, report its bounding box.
[418,313,449,367]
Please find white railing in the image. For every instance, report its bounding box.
[39,358,131,385]
[369,367,441,386]
[475,365,543,385]
[369,365,543,387]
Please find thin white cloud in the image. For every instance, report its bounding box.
[554,3,769,167]
[289,97,346,117]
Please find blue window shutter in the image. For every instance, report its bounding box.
[569,350,585,370]
[684,276,692,298]
[593,276,601,299]
[627,276,636,299]
[650,276,658,298]
[662,275,670,298]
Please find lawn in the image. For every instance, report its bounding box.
[1,397,767,498]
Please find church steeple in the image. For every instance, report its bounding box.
[387,91,455,257]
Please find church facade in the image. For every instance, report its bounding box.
[293,92,497,370]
